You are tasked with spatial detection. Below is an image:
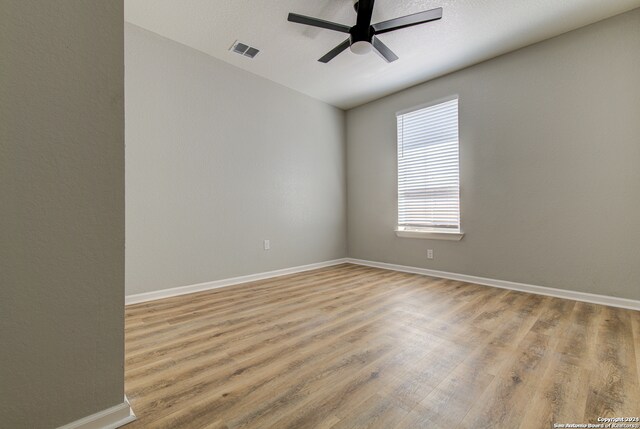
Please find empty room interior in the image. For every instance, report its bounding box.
[3,0,640,428]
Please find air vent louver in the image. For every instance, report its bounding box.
[230,41,260,59]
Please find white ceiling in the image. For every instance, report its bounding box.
[125,0,640,109]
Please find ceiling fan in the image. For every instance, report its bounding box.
[287,0,442,63]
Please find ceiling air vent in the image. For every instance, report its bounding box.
[230,41,260,59]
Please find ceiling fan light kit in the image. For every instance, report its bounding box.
[350,40,372,55]
[287,0,442,63]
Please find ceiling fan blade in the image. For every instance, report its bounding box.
[355,0,375,29]
[372,7,442,35]
[318,39,351,63]
[372,36,398,63]
[288,13,351,33]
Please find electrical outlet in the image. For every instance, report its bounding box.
[427,249,434,260]
[263,239,270,250]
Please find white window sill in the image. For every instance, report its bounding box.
[395,229,465,241]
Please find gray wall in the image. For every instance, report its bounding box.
[125,24,346,296]
[347,9,640,300]
[0,2,125,428]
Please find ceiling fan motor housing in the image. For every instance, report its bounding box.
[350,25,374,44]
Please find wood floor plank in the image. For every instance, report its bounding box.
[328,393,410,429]
[393,363,494,429]
[125,265,382,345]
[632,311,640,391]
[518,357,590,429]
[556,301,603,367]
[261,343,420,429]
[584,306,640,421]
[127,283,432,425]
[125,269,408,370]
[124,264,640,429]
[458,330,562,428]
[128,313,390,424]
[150,330,396,429]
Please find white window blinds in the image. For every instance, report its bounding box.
[397,98,460,231]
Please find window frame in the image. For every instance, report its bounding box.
[395,95,464,241]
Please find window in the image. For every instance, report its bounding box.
[396,98,463,240]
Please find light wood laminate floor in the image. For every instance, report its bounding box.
[124,264,640,428]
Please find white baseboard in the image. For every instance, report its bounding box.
[125,258,349,305]
[57,396,135,429]
[125,256,639,311]
[346,258,640,311]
